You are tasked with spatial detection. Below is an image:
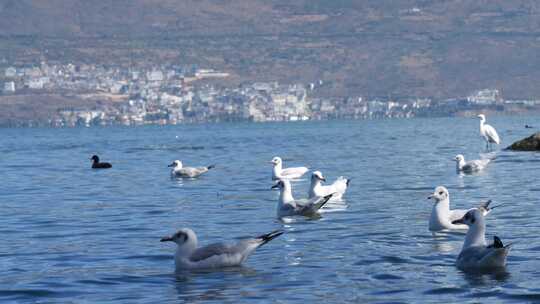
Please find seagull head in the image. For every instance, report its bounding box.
[168,160,182,168]
[160,228,197,246]
[452,209,484,227]
[428,186,449,203]
[271,179,291,190]
[311,171,326,182]
[270,156,282,166]
[454,154,465,162]
[90,155,100,163]
[477,114,486,121]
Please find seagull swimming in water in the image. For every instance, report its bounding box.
[308,171,350,200]
[90,155,112,169]
[478,114,500,150]
[160,228,283,271]
[271,156,309,180]
[452,209,511,271]
[427,186,495,232]
[168,160,215,178]
[272,179,333,218]
[454,154,491,174]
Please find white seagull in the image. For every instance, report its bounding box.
[160,228,283,271]
[308,171,350,200]
[168,160,215,178]
[452,209,511,271]
[272,179,333,218]
[427,186,495,232]
[454,154,491,174]
[271,156,309,180]
[478,114,500,149]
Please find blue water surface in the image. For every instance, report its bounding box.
[1,116,540,303]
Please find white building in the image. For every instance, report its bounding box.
[195,69,229,79]
[467,89,501,105]
[3,81,15,93]
[5,67,16,78]
[147,70,164,82]
[27,78,45,89]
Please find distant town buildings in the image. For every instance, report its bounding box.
[1,61,540,127]
[467,89,502,105]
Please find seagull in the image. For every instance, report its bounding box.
[271,179,333,217]
[427,186,495,232]
[270,156,309,180]
[308,171,350,200]
[160,228,283,271]
[478,114,500,150]
[454,154,491,174]
[452,209,511,271]
[168,160,215,178]
[90,155,112,169]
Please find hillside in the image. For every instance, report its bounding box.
[2,0,540,99]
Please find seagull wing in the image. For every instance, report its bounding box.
[464,159,489,172]
[179,167,207,177]
[189,243,236,262]
[457,246,491,265]
[296,194,333,215]
[449,209,468,222]
[189,230,283,265]
[330,177,349,195]
[280,167,309,179]
[458,245,509,269]
[194,167,210,174]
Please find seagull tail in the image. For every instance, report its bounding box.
[314,193,334,210]
[480,199,492,209]
[256,230,284,247]
[346,178,351,186]
[493,236,504,248]
[207,165,216,170]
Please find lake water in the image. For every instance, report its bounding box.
[1,117,540,303]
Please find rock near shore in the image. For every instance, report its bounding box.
[507,132,540,151]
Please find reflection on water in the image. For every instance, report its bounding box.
[461,269,511,286]
[1,117,539,302]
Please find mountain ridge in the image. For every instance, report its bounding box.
[2,0,540,99]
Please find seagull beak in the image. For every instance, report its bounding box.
[160,236,173,242]
[452,218,465,225]
[427,195,433,200]
[321,177,326,182]
[167,163,175,167]
[271,183,279,190]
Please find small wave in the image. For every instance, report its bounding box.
[372,273,404,280]
[424,287,465,295]
[0,289,58,298]
[501,293,540,301]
